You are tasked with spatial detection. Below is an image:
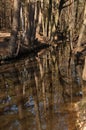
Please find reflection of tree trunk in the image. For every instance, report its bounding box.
[47,98,53,130]
[32,74,41,130]
[36,57,46,112]
[14,67,23,119]
[15,86,23,119]
[18,103,23,119]
[34,95,41,130]
[48,80,53,130]
[47,57,53,130]
[20,119,27,130]
[9,0,21,56]
[30,58,41,130]
[34,71,39,95]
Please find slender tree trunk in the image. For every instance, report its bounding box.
[69,0,75,50]
[82,56,86,81]
[36,5,42,34]
[20,4,25,37]
[9,0,21,56]
[77,2,86,47]
[75,0,79,26]
[47,0,52,38]
[24,0,30,45]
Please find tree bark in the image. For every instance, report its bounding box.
[68,0,75,50]
[9,0,21,56]
[36,3,42,34]
[82,56,86,81]
[75,2,86,52]
[47,0,52,38]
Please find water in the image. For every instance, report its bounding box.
[0,47,86,130]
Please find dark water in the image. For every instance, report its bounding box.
[0,46,86,130]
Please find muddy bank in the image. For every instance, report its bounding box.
[0,34,51,64]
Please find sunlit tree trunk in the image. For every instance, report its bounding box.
[31,2,38,42]
[75,0,79,27]
[24,0,30,45]
[47,0,52,39]
[9,0,21,56]
[40,0,46,37]
[82,56,86,81]
[77,2,86,48]
[20,3,25,37]
[36,2,42,34]
[68,0,75,50]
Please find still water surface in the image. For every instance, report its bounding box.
[0,47,86,130]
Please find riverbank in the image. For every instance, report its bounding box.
[0,32,51,64]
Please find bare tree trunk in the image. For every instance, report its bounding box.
[75,0,79,26]
[24,0,30,45]
[20,3,25,37]
[75,2,86,52]
[36,3,42,34]
[77,3,86,47]
[82,56,86,80]
[47,0,52,38]
[68,0,75,50]
[9,0,21,56]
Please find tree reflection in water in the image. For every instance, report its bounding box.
[0,46,86,130]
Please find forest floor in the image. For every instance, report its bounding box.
[1,31,85,63]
